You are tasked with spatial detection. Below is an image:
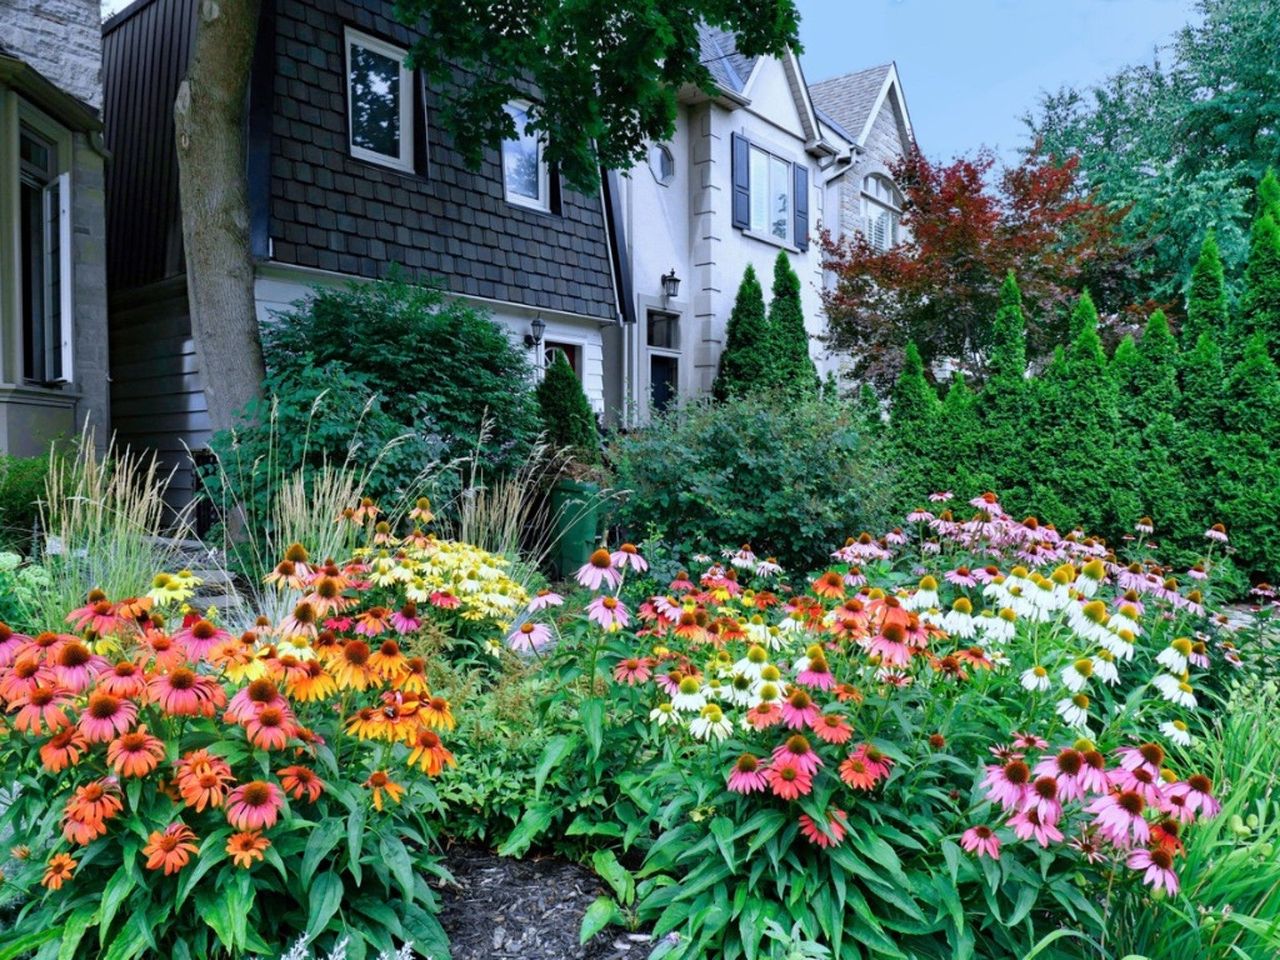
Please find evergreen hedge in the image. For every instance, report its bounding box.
[536,350,600,465]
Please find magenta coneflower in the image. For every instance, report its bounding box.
[766,758,813,800]
[796,655,835,691]
[527,589,564,612]
[611,543,648,573]
[1108,765,1166,807]
[389,603,421,634]
[52,642,108,693]
[772,735,823,777]
[780,689,820,730]
[1127,847,1178,894]
[1078,748,1110,795]
[1087,790,1150,848]
[1009,808,1064,847]
[1022,776,1063,825]
[612,658,652,685]
[726,754,769,794]
[960,825,1001,859]
[981,759,1032,812]
[576,549,622,591]
[586,596,629,632]
[78,691,137,742]
[1033,749,1085,802]
[174,619,231,661]
[225,781,285,830]
[148,668,226,718]
[507,621,552,653]
[798,808,849,848]
[1168,774,1220,819]
[226,679,287,723]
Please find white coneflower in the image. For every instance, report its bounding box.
[753,667,788,701]
[987,648,1011,668]
[777,610,809,634]
[1153,674,1197,708]
[755,557,783,577]
[723,672,756,707]
[905,576,939,611]
[690,705,733,741]
[1056,693,1091,729]
[1076,558,1107,597]
[743,616,771,646]
[1156,637,1193,674]
[649,703,680,727]
[1067,600,1112,647]
[1110,603,1142,637]
[1135,517,1154,535]
[1020,665,1050,692]
[983,608,1017,645]
[1093,650,1120,686]
[1062,658,1093,693]
[733,644,772,680]
[941,597,977,638]
[750,679,783,709]
[672,677,707,713]
[729,544,758,570]
[1160,719,1192,747]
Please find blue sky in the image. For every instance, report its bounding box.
[796,0,1198,163]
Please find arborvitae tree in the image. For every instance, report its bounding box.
[938,373,988,498]
[1236,203,1280,359]
[980,272,1030,505]
[1068,288,1099,342]
[1259,167,1280,223]
[1179,332,1226,429]
[536,350,599,464]
[766,251,819,396]
[1131,311,1192,553]
[1134,310,1180,411]
[1110,336,1141,404]
[1182,231,1228,349]
[1175,329,1228,554]
[853,382,885,441]
[712,265,770,400]
[890,342,941,500]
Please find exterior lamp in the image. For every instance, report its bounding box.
[661,268,680,301]
[524,316,547,348]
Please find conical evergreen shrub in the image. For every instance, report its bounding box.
[938,373,987,497]
[1236,195,1280,359]
[536,351,599,465]
[1131,311,1192,554]
[1182,231,1228,349]
[766,251,819,397]
[712,265,770,400]
[980,272,1030,505]
[890,343,941,500]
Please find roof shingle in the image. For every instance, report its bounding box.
[809,64,891,144]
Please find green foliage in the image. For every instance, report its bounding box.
[0,454,49,551]
[889,343,941,500]
[979,273,1030,503]
[712,265,771,400]
[935,373,990,498]
[1183,231,1229,348]
[766,252,819,397]
[394,0,799,189]
[609,393,896,573]
[1236,209,1280,357]
[536,351,599,464]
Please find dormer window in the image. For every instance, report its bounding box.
[502,100,550,211]
[649,143,675,185]
[862,174,902,251]
[344,28,414,172]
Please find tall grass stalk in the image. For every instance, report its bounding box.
[33,431,192,629]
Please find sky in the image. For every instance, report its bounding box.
[796,0,1198,163]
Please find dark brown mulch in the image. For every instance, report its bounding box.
[435,845,654,960]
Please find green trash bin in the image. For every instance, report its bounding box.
[549,478,601,579]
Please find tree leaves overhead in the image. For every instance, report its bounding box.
[393,0,801,190]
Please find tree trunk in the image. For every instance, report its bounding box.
[174,0,264,437]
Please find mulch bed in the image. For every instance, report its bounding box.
[436,845,654,960]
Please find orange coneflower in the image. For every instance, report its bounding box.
[363,770,405,811]
[225,781,285,831]
[226,830,271,868]
[107,725,166,777]
[0,656,50,702]
[344,706,389,741]
[419,695,456,732]
[367,639,409,680]
[63,779,123,844]
[244,705,299,751]
[812,570,846,600]
[407,729,456,775]
[143,823,199,875]
[10,684,73,735]
[41,852,77,890]
[332,641,376,691]
[278,764,324,803]
[285,660,338,702]
[39,728,88,772]
[225,678,286,723]
[175,748,236,811]
[394,657,431,695]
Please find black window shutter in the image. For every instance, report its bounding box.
[793,164,809,251]
[549,162,563,214]
[731,133,750,230]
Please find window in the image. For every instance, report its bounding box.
[502,100,550,211]
[862,174,902,252]
[345,28,414,172]
[649,143,675,185]
[646,310,681,414]
[544,341,579,374]
[748,145,791,243]
[19,124,72,385]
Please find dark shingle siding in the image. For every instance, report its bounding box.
[269,0,617,321]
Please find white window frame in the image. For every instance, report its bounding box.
[14,104,74,387]
[344,27,415,173]
[648,143,675,186]
[861,174,902,252]
[747,143,793,246]
[502,99,551,212]
[645,308,682,415]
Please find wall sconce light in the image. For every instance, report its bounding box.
[661,268,680,301]
[524,316,547,348]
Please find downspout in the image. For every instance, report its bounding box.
[600,167,636,425]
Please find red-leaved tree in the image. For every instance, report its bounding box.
[821,148,1139,388]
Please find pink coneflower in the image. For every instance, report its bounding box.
[611,543,648,572]
[389,603,421,634]
[853,743,893,780]
[148,668,226,718]
[727,754,770,794]
[1010,731,1049,751]
[867,623,911,668]
[981,759,1032,812]
[1033,749,1085,802]
[1167,774,1220,819]
[811,713,853,745]
[944,566,978,588]
[1116,742,1165,776]
[772,734,823,777]
[755,557,784,577]
[10,685,73,734]
[1204,524,1228,544]
[354,606,392,638]
[928,491,953,503]
[796,655,835,691]
[20,630,68,664]
[528,589,564,612]
[226,679,288,723]
[780,689,820,730]
[1023,776,1063,825]
[52,642,108,693]
[766,758,813,800]
[745,701,784,730]
[799,808,849,848]
[78,691,138,742]
[244,705,298,751]
[576,549,622,591]
[960,825,1001,859]
[0,623,28,668]
[174,620,231,661]
[428,591,460,609]
[586,596,629,632]
[97,660,147,698]
[844,566,868,587]
[66,596,126,636]
[0,656,52,702]
[507,621,553,653]
[612,658,652,685]
[668,571,695,593]
[1108,765,1166,807]
[1088,790,1150,848]
[225,780,285,830]
[1009,808,1064,847]
[1127,847,1178,894]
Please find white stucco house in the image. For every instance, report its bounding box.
[607,29,916,420]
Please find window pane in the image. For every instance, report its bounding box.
[650,355,679,413]
[349,43,401,157]
[769,156,789,241]
[504,103,542,202]
[647,311,679,349]
[749,147,769,233]
[20,181,45,381]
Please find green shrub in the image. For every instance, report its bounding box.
[609,393,895,572]
[889,342,940,500]
[0,453,50,550]
[766,251,819,397]
[979,272,1030,506]
[536,351,599,464]
[712,265,771,400]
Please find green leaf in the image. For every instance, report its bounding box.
[347,802,366,884]
[402,901,452,960]
[581,698,605,761]
[306,872,346,940]
[592,849,635,906]
[0,929,64,960]
[579,896,620,945]
[534,735,578,798]
[57,901,99,960]
[497,802,555,858]
[301,816,345,888]
[194,886,236,950]
[710,816,736,870]
[97,867,137,946]
[379,833,415,901]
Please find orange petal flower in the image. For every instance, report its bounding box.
[142,822,199,875]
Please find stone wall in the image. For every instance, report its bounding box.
[1,0,103,109]
[72,133,110,444]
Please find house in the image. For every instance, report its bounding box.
[609,31,915,419]
[102,0,623,505]
[0,0,109,456]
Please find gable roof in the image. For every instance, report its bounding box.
[696,24,759,95]
[0,42,100,131]
[809,65,894,145]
